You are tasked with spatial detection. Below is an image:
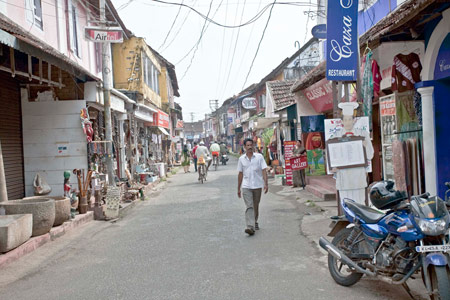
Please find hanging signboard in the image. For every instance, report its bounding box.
[301,78,333,113]
[85,27,123,43]
[326,0,358,81]
[176,120,184,129]
[152,110,170,129]
[380,97,396,116]
[311,24,327,39]
[242,97,257,110]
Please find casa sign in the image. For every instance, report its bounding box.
[85,27,123,43]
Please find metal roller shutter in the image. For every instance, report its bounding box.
[0,72,24,199]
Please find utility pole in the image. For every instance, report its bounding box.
[0,139,7,202]
[190,112,195,123]
[100,0,114,185]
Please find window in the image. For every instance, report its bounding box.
[68,0,80,57]
[143,54,160,95]
[25,0,43,29]
[259,94,266,108]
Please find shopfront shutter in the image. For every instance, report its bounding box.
[0,72,25,199]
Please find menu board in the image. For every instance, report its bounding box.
[327,139,366,168]
[284,141,296,186]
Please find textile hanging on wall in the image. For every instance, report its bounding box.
[391,53,422,92]
[413,91,422,126]
[372,59,382,97]
[361,51,374,127]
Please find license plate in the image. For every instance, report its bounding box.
[415,245,450,253]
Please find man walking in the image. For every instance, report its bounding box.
[237,138,268,236]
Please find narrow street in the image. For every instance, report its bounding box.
[0,158,418,300]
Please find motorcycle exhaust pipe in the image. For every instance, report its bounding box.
[319,237,375,276]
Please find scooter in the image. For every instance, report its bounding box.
[319,181,450,299]
[221,154,229,165]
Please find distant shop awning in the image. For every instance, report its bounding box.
[158,127,170,136]
[254,117,279,130]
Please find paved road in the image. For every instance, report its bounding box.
[0,157,418,300]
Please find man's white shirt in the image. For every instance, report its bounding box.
[237,153,268,189]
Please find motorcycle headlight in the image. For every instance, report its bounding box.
[417,218,448,236]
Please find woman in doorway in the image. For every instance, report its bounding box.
[181,145,191,173]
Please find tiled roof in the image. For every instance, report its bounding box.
[266,80,296,111]
[290,61,326,93]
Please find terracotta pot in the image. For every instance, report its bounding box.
[23,196,70,226]
[0,198,55,236]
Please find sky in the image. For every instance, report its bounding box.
[111,0,316,121]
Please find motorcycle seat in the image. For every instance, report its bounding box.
[344,199,385,224]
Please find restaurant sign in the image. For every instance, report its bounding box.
[326,0,358,81]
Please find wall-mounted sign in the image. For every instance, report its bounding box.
[153,110,170,129]
[380,98,396,116]
[242,97,257,110]
[434,33,450,81]
[311,24,327,39]
[301,78,333,113]
[326,0,358,81]
[85,27,123,43]
[176,120,184,128]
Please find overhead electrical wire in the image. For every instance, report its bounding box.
[230,0,263,97]
[161,0,198,53]
[241,0,277,89]
[158,0,185,51]
[220,0,248,100]
[214,0,229,99]
[149,0,319,29]
[179,0,214,80]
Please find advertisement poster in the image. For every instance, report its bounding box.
[300,115,325,133]
[324,117,372,173]
[303,132,326,176]
[283,141,296,185]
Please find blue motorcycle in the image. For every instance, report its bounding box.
[319,181,450,299]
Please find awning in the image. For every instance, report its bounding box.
[230,92,253,106]
[254,117,279,130]
[158,127,170,136]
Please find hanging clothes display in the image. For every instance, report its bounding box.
[372,59,382,97]
[413,91,422,126]
[361,51,374,128]
[391,53,422,92]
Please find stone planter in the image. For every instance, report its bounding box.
[24,196,70,226]
[0,199,55,236]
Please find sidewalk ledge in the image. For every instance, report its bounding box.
[0,211,94,269]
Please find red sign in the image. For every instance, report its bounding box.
[380,98,396,116]
[85,28,123,43]
[176,120,184,128]
[290,156,308,171]
[302,78,333,113]
[153,110,170,129]
[284,141,297,186]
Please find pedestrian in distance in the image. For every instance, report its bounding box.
[181,144,191,173]
[237,138,268,236]
[192,142,198,172]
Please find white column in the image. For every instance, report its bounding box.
[0,139,8,202]
[417,86,437,195]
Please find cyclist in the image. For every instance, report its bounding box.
[196,141,211,180]
[210,141,220,168]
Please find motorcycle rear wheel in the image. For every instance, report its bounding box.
[328,228,363,287]
[430,266,450,300]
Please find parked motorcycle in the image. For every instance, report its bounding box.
[221,154,229,165]
[319,181,450,299]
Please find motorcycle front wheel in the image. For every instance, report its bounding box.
[430,265,450,300]
[328,228,363,287]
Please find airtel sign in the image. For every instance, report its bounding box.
[242,97,257,110]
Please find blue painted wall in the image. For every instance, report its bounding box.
[432,78,450,199]
[358,0,397,36]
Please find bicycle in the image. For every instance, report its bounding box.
[213,154,219,171]
[198,156,207,184]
